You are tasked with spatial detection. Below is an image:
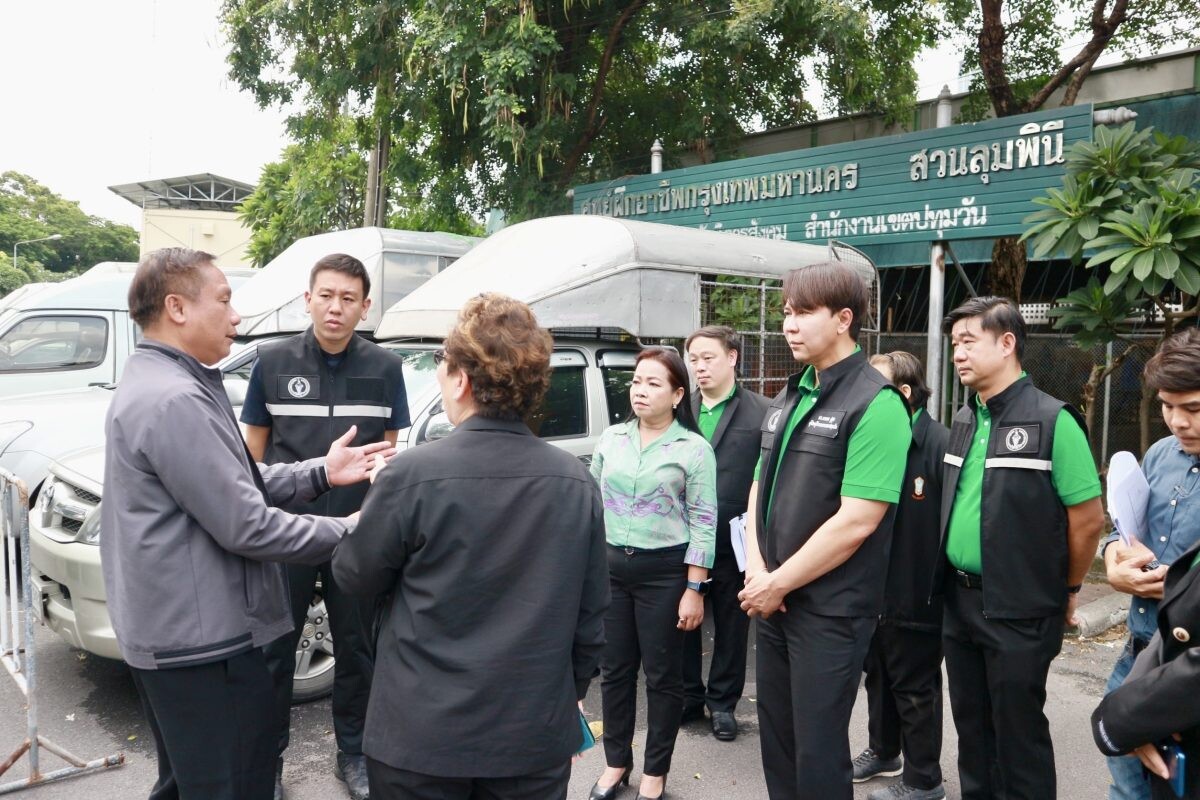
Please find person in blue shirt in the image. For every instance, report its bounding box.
[1102,327,1200,800]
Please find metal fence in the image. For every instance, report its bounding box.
[0,468,123,794]
[686,277,1167,464]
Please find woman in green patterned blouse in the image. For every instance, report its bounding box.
[587,347,718,800]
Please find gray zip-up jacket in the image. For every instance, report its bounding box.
[101,341,349,670]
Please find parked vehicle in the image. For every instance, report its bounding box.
[27,215,867,701]
[29,337,638,701]
[0,268,254,400]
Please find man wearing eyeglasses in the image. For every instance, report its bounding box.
[241,254,410,800]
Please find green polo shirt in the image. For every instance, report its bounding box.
[945,395,1102,574]
[697,385,736,442]
[754,360,911,519]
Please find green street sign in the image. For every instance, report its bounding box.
[571,105,1093,247]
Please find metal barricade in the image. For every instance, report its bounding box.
[0,468,124,793]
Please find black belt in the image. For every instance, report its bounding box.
[953,569,983,590]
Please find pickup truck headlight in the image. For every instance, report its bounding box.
[78,505,101,545]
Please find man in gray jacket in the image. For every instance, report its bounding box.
[102,248,393,800]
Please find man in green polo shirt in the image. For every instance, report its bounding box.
[682,325,769,742]
[937,296,1105,800]
[739,262,911,800]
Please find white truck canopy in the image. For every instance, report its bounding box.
[235,227,479,337]
[376,216,871,340]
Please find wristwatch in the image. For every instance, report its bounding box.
[686,579,712,596]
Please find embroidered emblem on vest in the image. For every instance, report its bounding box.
[287,377,311,398]
[1004,427,1029,452]
[767,409,782,432]
[912,476,926,500]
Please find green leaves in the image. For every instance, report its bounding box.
[1023,125,1200,310]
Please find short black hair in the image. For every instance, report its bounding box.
[783,262,868,340]
[685,325,740,356]
[310,253,370,297]
[870,351,931,410]
[942,295,1027,361]
[1144,327,1200,394]
[128,248,217,328]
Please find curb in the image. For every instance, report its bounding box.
[1069,591,1129,638]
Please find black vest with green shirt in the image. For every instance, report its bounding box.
[755,350,901,617]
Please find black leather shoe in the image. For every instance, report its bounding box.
[710,710,737,741]
[589,766,631,800]
[680,703,705,724]
[336,751,370,800]
[273,758,286,800]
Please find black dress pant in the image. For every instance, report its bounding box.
[682,548,749,713]
[756,606,876,800]
[366,758,570,800]
[864,621,944,790]
[264,561,376,756]
[600,544,688,777]
[942,580,1064,800]
[130,648,277,800]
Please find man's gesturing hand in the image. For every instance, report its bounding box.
[325,425,397,486]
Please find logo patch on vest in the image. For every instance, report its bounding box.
[804,410,845,439]
[766,409,782,432]
[912,475,926,500]
[278,375,319,400]
[998,423,1040,454]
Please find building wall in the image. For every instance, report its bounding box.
[728,49,1200,161]
[140,208,253,267]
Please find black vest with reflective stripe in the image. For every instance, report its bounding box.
[936,375,1085,618]
[258,329,405,517]
[755,350,903,617]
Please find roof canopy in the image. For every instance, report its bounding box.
[108,174,255,211]
[376,215,867,340]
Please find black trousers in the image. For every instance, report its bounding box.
[756,606,876,800]
[366,757,570,800]
[130,648,277,800]
[264,561,376,756]
[864,621,944,790]
[942,580,1063,800]
[682,548,749,713]
[600,545,687,776]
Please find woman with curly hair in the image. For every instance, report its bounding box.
[587,346,718,800]
[332,293,609,800]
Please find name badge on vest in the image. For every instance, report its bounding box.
[997,423,1040,454]
[804,410,845,439]
[279,375,320,400]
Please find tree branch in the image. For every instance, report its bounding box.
[1024,0,1128,111]
[559,0,648,184]
[978,0,1018,116]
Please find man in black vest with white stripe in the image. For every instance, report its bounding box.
[242,254,410,800]
[936,296,1104,800]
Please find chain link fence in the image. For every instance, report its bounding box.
[679,277,1167,463]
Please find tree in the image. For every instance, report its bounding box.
[0,172,139,274]
[237,117,482,265]
[1023,122,1200,452]
[222,0,940,223]
[945,0,1200,301]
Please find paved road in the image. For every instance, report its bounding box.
[0,617,1127,798]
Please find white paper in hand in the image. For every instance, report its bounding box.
[730,513,748,572]
[1107,450,1151,547]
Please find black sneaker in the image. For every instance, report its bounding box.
[852,748,903,783]
[867,782,946,800]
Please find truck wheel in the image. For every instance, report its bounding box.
[291,590,336,704]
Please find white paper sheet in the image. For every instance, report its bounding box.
[1107,450,1151,547]
[730,513,748,572]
